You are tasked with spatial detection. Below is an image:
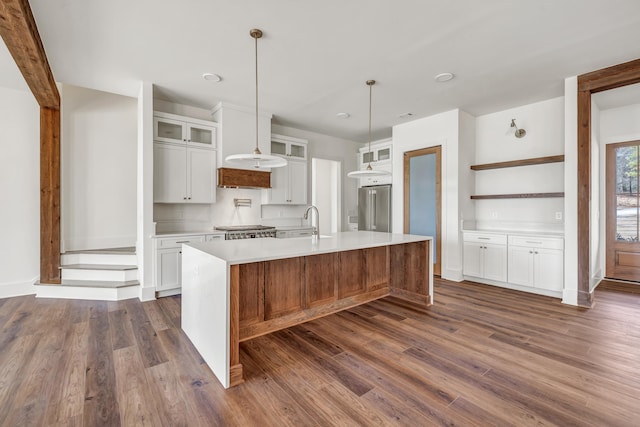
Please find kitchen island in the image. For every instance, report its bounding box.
[181,231,433,388]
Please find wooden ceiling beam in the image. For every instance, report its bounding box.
[0,0,60,108]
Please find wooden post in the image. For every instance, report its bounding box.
[40,108,61,283]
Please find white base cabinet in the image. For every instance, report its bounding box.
[507,235,564,292]
[463,231,564,298]
[463,233,507,282]
[153,233,224,295]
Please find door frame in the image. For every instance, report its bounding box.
[403,146,442,276]
[577,58,640,306]
[605,140,640,281]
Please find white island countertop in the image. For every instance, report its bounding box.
[186,231,433,264]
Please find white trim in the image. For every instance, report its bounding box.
[464,276,563,299]
[562,288,579,306]
[211,101,272,119]
[153,110,217,127]
[140,285,158,301]
[0,278,37,298]
[35,284,140,301]
[442,268,464,282]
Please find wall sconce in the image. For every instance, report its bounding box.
[510,119,526,138]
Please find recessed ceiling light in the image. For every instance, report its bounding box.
[434,72,454,83]
[398,112,414,119]
[202,73,222,82]
[336,112,350,119]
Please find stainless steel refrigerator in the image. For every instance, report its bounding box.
[358,185,391,232]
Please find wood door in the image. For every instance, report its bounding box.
[364,246,389,291]
[238,262,265,327]
[404,146,442,276]
[305,253,338,307]
[338,250,365,298]
[264,258,304,319]
[606,141,640,281]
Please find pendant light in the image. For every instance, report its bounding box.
[347,80,391,178]
[225,29,287,169]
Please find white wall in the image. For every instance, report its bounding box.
[590,101,602,289]
[563,76,578,306]
[61,84,137,251]
[600,103,640,144]
[138,82,155,300]
[392,109,463,281]
[473,97,565,231]
[0,87,40,297]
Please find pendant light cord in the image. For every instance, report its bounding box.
[254,31,260,155]
[366,80,375,171]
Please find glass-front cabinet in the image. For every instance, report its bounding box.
[271,134,307,160]
[154,112,216,149]
[359,139,392,165]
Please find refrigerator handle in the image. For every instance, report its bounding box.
[371,190,377,230]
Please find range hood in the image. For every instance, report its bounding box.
[217,167,271,189]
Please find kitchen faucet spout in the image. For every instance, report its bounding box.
[303,205,320,238]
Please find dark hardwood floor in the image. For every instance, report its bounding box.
[1,278,639,426]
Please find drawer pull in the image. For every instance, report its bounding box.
[478,237,490,240]
[176,240,191,244]
[526,240,542,244]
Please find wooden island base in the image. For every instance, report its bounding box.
[228,241,431,387]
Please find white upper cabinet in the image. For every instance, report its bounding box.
[358,139,393,186]
[154,112,217,149]
[360,141,391,166]
[271,134,307,160]
[263,134,308,205]
[153,144,216,203]
[153,111,217,204]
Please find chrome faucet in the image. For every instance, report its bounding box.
[303,205,320,238]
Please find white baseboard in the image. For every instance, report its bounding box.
[442,268,463,282]
[562,288,578,306]
[139,286,157,301]
[0,278,37,298]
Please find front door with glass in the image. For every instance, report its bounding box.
[606,141,640,281]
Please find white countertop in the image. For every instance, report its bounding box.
[186,231,432,264]
[461,229,564,238]
[153,230,225,238]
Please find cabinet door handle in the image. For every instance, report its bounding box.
[534,251,539,254]
[183,197,187,200]
[529,251,533,254]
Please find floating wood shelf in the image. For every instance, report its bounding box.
[470,155,565,171]
[470,192,565,200]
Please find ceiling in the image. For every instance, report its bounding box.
[3,0,640,142]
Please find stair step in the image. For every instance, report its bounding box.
[61,253,137,266]
[61,264,138,282]
[38,280,139,289]
[35,280,139,301]
[61,264,137,270]
[64,246,136,255]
